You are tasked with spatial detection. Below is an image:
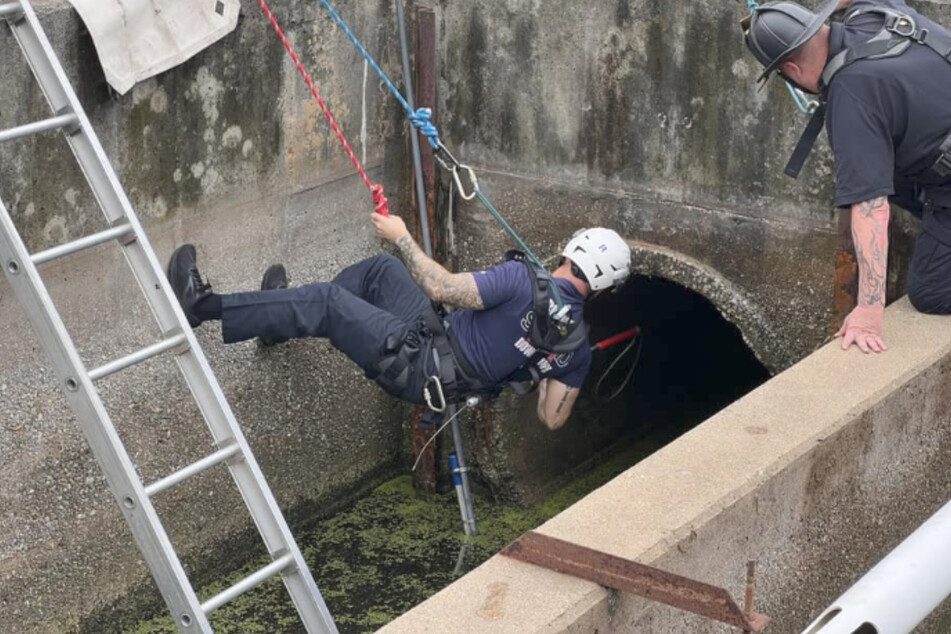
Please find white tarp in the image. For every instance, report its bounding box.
[64,0,240,95]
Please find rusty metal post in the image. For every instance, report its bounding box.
[743,560,757,634]
[396,0,439,494]
[833,207,858,330]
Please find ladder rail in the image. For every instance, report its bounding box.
[3,2,339,632]
[0,199,214,633]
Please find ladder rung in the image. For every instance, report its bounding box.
[201,553,296,615]
[0,112,79,143]
[0,2,22,19]
[32,222,133,266]
[88,333,188,381]
[145,442,242,498]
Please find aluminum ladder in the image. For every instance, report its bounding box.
[0,2,338,632]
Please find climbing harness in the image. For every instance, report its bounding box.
[255,0,389,216]
[500,250,589,387]
[382,250,592,416]
[768,4,951,178]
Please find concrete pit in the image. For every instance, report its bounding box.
[3,1,951,632]
[116,280,771,633]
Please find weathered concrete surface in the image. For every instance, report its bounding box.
[4,0,950,630]
[0,2,416,632]
[379,297,951,634]
[433,0,951,362]
[432,0,951,504]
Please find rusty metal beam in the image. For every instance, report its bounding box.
[833,207,858,330]
[501,532,769,632]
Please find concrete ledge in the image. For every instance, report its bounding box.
[380,298,951,633]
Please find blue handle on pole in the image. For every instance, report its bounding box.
[448,454,462,487]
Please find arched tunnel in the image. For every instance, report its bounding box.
[477,267,773,505]
[584,273,770,440]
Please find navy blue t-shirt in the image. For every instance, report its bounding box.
[449,261,592,388]
[826,0,951,218]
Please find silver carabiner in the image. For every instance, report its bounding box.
[452,164,479,201]
[424,376,447,413]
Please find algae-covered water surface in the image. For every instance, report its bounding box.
[128,442,653,634]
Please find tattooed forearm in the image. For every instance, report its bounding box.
[554,388,575,415]
[538,380,579,430]
[851,197,889,307]
[395,235,485,309]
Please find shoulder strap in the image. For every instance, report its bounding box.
[821,7,914,88]
[785,102,828,179]
[521,262,588,355]
[786,7,943,179]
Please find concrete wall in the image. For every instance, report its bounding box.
[4,0,950,630]
[0,2,416,631]
[429,0,951,504]
[380,298,951,634]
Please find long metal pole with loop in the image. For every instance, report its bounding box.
[394,0,477,536]
[394,0,432,256]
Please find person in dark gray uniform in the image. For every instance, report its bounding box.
[743,0,951,353]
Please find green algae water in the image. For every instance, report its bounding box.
[127,441,655,634]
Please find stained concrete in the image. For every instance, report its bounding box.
[430,0,951,504]
[3,0,951,630]
[380,297,951,634]
[0,2,415,632]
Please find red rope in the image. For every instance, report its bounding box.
[256,0,389,216]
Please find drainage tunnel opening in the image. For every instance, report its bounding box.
[584,274,770,441]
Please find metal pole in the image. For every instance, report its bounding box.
[395,0,478,536]
[394,0,432,257]
[449,403,478,535]
[799,499,951,634]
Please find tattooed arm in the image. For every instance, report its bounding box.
[371,213,485,310]
[536,379,580,430]
[835,197,890,353]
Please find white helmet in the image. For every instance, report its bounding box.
[562,227,631,291]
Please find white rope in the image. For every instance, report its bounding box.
[411,403,471,472]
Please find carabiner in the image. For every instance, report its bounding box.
[424,376,447,413]
[452,165,479,201]
[785,82,820,115]
[435,141,462,169]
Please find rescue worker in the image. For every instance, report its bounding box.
[166,214,631,430]
[743,0,951,353]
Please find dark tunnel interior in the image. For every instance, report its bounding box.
[583,274,771,442]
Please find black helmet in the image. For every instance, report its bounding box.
[743,0,839,82]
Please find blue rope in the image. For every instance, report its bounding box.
[747,0,759,13]
[319,0,441,149]
[320,0,566,310]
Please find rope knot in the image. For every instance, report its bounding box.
[409,108,441,150]
[371,184,389,216]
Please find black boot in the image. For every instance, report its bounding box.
[166,244,212,328]
[259,264,288,347]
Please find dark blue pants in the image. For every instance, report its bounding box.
[908,208,951,314]
[220,254,433,401]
